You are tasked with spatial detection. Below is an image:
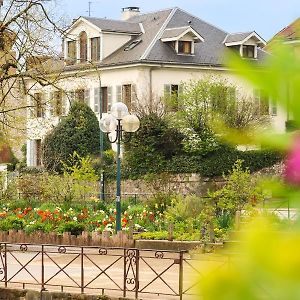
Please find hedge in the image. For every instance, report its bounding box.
[121,148,283,179]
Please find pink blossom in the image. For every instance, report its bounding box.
[284,134,300,185]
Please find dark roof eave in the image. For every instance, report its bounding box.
[102,29,141,34]
[62,60,227,71]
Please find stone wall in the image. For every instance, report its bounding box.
[0,230,134,248]
[106,173,225,198]
[0,288,120,300]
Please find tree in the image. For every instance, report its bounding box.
[0,0,68,139]
[42,101,103,173]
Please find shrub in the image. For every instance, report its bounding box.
[0,216,24,231]
[56,221,85,236]
[123,113,184,178]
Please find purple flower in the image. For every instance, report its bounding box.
[284,134,300,185]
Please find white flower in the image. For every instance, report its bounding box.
[73,217,77,221]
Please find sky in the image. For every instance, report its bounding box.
[57,0,300,41]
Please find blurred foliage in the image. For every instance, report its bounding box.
[196,38,300,299]
[200,219,300,300]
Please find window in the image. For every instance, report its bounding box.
[67,40,77,61]
[79,31,87,63]
[51,90,63,116]
[254,89,270,116]
[243,45,255,58]
[231,45,240,53]
[75,89,85,102]
[94,87,99,113]
[91,37,100,61]
[36,139,42,167]
[94,87,111,113]
[123,84,132,111]
[124,39,142,51]
[101,87,108,113]
[178,41,192,54]
[84,89,90,106]
[66,91,75,106]
[164,84,182,111]
[116,85,134,110]
[34,93,45,118]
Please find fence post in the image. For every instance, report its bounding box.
[179,251,184,300]
[41,245,45,291]
[123,248,126,298]
[135,249,140,300]
[4,243,7,288]
[235,210,241,230]
[81,247,84,294]
[168,223,174,241]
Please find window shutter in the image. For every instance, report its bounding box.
[164,84,171,97]
[84,89,90,107]
[271,100,277,116]
[116,85,122,102]
[94,87,99,113]
[49,92,54,116]
[107,86,112,111]
[29,95,34,118]
[131,84,137,101]
[62,92,67,116]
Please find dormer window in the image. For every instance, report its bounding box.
[224,31,266,60]
[161,26,204,56]
[178,41,192,54]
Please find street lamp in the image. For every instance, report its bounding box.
[99,102,140,232]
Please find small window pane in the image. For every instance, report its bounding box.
[178,41,192,54]
[91,37,100,61]
[67,41,77,61]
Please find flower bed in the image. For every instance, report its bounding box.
[0,201,166,236]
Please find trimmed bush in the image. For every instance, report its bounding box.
[43,101,110,173]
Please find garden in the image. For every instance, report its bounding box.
[0,156,286,243]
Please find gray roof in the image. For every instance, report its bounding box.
[65,8,267,71]
[161,26,190,39]
[223,32,253,44]
[83,17,141,34]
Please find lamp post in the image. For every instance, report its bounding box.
[99,102,140,232]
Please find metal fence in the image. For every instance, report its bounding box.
[0,243,229,299]
[262,197,298,220]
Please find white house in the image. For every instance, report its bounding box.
[25,6,284,167]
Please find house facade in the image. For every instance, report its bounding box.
[266,17,300,56]
[26,6,284,167]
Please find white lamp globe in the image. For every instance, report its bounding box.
[99,114,117,133]
[122,114,140,133]
[111,102,129,120]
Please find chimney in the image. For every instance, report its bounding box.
[121,7,140,21]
